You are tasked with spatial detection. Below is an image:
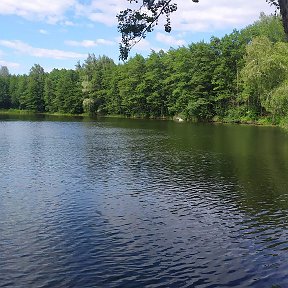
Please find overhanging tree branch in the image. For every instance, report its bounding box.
[118,0,287,61]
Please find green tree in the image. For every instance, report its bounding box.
[161,43,217,120]
[211,30,246,116]
[81,55,116,113]
[89,56,116,113]
[105,65,123,115]
[0,66,10,108]
[9,75,19,108]
[17,75,29,110]
[27,64,45,111]
[82,98,97,115]
[0,66,10,77]
[144,50,168,117]
[241,36,288,120]
[242,13,286,43]
[161,47,193,117]
[118,54,148,116]
[44,69,60,113]
[185,42,217,120]
[55,69,83,114]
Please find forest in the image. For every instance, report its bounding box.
[1,14,288,126]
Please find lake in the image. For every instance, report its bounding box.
[0,115,288,288]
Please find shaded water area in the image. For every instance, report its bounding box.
[0,115,288,288]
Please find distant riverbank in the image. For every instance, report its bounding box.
[1,108,288,130]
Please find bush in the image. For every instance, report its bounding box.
[82,98,96,115]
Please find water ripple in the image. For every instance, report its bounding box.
[0,119,288,287]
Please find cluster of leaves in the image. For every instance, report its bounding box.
[2,66,83,114]
[266,0,280,9]
[241,36,288,119]
[117,0,199,60]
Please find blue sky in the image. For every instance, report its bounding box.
[0,0,275,75]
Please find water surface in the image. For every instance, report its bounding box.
[0,116,288,287]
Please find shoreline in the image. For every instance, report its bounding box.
[0,109,286,129]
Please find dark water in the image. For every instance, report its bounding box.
[1,115,288,288]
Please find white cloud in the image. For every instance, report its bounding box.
[75,0,274,31]
[75,0,129,26]
[39,29,48,35]
[0,0,275,31]
[65,39,114,47]
[63,20,75,26]
[169,0,275,32]
[0,0,135,26]
[131,38,163,54]
[156,32,186,46]
[0,0,76,23]
[133,39,151,51]
[113,35,161,53]
[0,60,20,68]
[97,39,114,45]
[0,40,87,60]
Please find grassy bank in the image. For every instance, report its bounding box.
[0,109,37,115]
[0,109,89,117]
[1,109,287,130]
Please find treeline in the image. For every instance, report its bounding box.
[1,14,288,123]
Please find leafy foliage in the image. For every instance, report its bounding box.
[0,66,10,108]
[26,64,45,111]
[117,0,199,60]
[241,36,288,120]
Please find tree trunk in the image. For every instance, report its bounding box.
[278,0,288,39]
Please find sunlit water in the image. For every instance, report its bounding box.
[0,115,288,288]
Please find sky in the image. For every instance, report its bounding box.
[0,0,275,75]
